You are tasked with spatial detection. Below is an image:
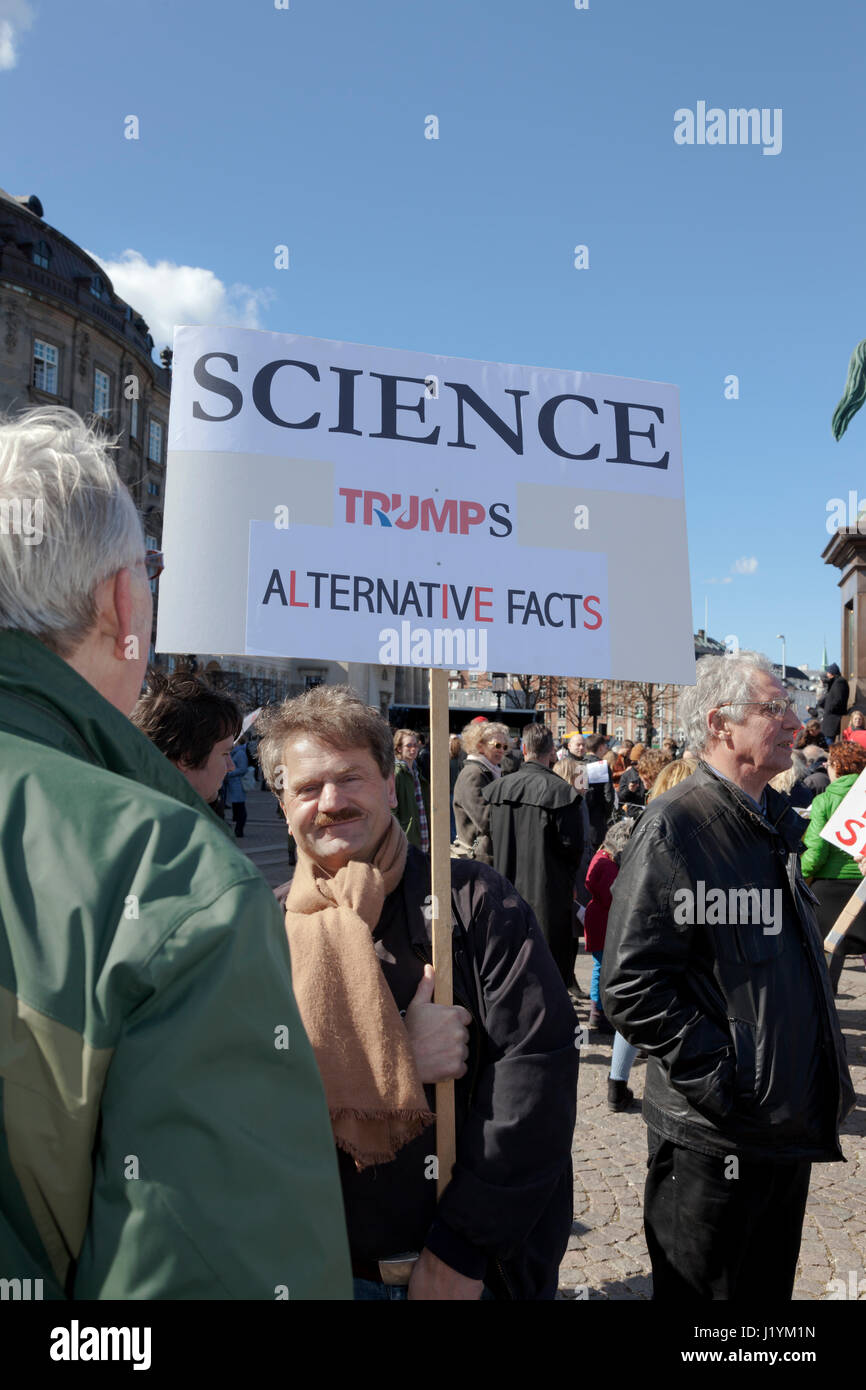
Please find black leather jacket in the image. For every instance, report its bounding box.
[403,848,578,1298]
[601,763,855,1162]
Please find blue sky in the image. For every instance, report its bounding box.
[2,0,864,673]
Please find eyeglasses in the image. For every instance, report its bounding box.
[720,699,796,718]
[487,741,507,750]
[145,550,164,581]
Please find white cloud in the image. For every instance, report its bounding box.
[732,556,758,575]
[87,248,275,353]
[0,0,34,71]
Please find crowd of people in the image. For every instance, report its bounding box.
[0,407,862,1305]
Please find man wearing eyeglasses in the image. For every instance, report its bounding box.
[601,652,855,1302]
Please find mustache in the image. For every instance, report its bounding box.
[313,810,361,828]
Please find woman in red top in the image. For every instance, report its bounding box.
[842,709,866,749]
[584,820,636,1034]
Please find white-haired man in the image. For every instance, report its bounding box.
[602,652,855,1301]
[0,408,350,1299]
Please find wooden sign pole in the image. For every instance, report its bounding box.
[823,877,866,965]
[428,666,455,1198]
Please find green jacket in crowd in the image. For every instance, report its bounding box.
[801,772,863,881]
[0,631,351,1300]
[393,759,430,849]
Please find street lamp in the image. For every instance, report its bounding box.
[776,634,786,683]
[491,673,508,713]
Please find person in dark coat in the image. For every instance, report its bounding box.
[815,663,850,741]
[796,740,831,799]
[583,732,614,849]
[261,685,577,1300]
[602,652,855,1302]
[451,720,509,863]
[499,736,524,776]
[484,723,585,989]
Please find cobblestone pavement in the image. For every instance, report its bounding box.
[234,784,294,889]
[558,946,866,1300]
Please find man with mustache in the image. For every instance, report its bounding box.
[261,684,578,1301]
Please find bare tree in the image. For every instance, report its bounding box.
[631,681,678,746]
[508,673,553,714]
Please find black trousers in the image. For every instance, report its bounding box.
[230,801,247,837]
[644,1129,811,1300]
[810,877,866,988]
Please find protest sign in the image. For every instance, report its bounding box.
[157,325,695,1194]
[819,766,866,859]
[157,326,694,684]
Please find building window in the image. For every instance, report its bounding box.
[33,339,59,394]
[148,418,163,464]
[147,481,159,496]
[558,682,567,698]
[145,533,159,595]
[557,722,566,738]
[469,672,478,683]
[91,274,107,301]
[558,702,566,719]
[304,674,323,690]
[615,705,624,717]
[130,397,139,439]
[33,240,51,269]
[635,703,645,719]
[615,727,624,742]
[93,368,110,418]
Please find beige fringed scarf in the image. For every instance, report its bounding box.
[284,818,434,1169]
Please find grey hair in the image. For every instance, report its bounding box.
[677,651,777,756]
[602,818,636,863]
[0,407,144,654]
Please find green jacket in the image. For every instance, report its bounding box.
[393,760,430,849]
[0,631,351,1300]
[801,773,863,881]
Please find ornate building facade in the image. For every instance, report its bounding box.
[0,186,170,664]
[0,188,394,713]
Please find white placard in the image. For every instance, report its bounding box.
[157,326,695,682]
[819,767,866,859]
[585,759,611,785]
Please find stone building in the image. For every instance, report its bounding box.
[0,187,396,713]
[0,186,170,662]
